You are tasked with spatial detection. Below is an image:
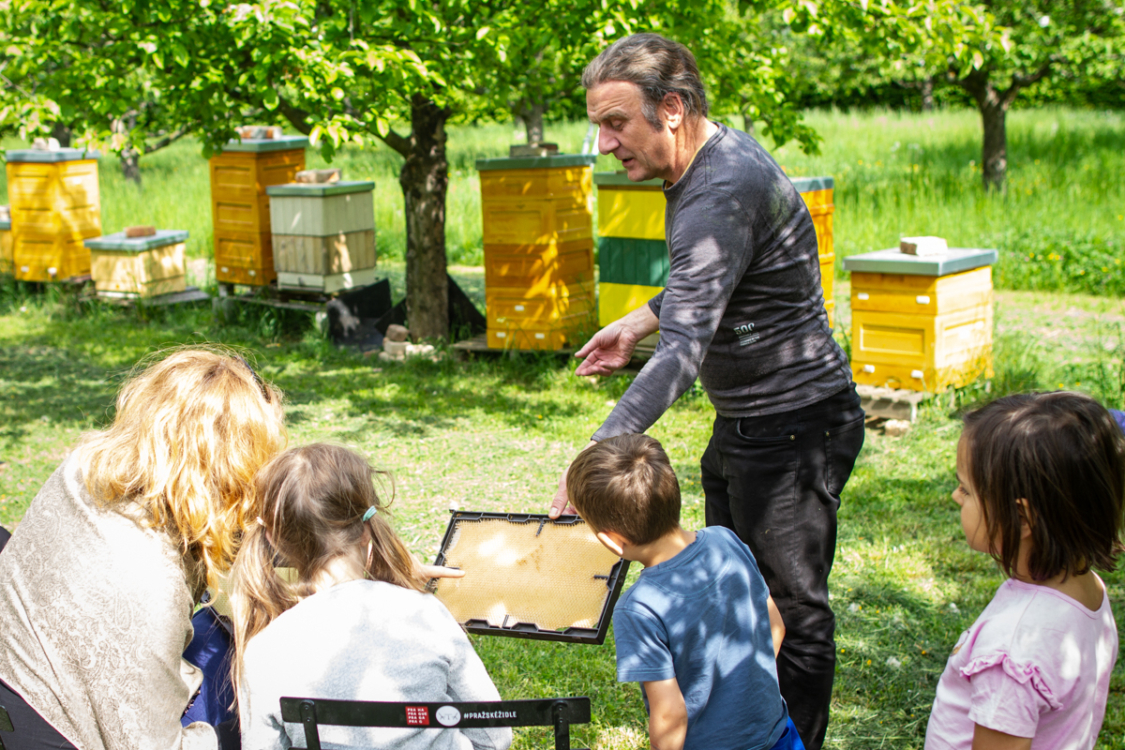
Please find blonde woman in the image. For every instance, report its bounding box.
[0,349,287,750]
[231,444,508,750]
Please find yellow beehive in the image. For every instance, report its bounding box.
[794,177,836,318]
[86,230,187,298]
[0,210,12,276]
[209,136,307,285]
[5,149,101,282]
[844,248,998,392]
[594,174,836,328]
[478,154,598,350]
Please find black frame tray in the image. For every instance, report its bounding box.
[430,511,629,644]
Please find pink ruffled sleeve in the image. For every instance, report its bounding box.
[962,652,1060,738]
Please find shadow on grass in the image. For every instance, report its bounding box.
[0,345,121,441]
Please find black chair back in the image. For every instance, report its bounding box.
[279,696,590,750]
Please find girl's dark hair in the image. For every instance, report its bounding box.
[962,392,1125,580]
[582,33,708,131]
[230,444,421,693]
[566,434,681,545]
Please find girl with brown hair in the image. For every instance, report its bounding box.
[925,392,1125,750]
[231,443,510,750]
[0,348,287,750]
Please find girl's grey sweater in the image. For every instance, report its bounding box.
[239,579,511,750]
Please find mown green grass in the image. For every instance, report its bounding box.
[3,278,1125,749]
[2,107,1125,748]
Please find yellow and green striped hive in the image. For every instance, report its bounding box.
[593,173,837,328]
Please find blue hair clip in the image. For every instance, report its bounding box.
[362,506,378,522]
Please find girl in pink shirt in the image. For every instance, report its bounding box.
[925,392,1124,750]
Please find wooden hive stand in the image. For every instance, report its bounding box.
[267,181,377,294]
[86,229,194,300]
[209,135,307,288]
[478,153,598,351]
[843,247,998,393]
[5,148,101,282]
[0,207,12,276]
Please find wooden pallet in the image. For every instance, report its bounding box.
[856,384,929,422]
[93,286,211,307]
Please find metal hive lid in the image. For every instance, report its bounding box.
[843,247,999,276]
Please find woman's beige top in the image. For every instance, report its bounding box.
[0,451,216,750]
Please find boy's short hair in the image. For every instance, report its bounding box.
[566,434,680,545]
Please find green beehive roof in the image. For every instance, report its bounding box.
[842,248,998,276]
[476,154,598,171]
[266,180,375,197]
[222,136,309,153]
[84,230,189,253]
[4,148,101,163]
[790,176,834,192]
[593,172,664,188]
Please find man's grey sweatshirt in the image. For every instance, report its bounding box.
[593,124,852,441]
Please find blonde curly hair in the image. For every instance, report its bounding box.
[81,348,287,591]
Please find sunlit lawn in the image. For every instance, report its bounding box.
[2,106,1124,747]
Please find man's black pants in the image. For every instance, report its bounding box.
[701,385,865,750]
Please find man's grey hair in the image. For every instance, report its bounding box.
[582,33,709,131]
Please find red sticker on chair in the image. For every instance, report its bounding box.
[405,706,430,726]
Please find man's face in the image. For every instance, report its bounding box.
[586,80,673,182]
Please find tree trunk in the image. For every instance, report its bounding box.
[920,77,934,112]
[50,122,72,148]
[120,148,142,185]
[959,69,1008,192]
[399,94,450,341]
[979,102,1007,191]
[523,102,545,145]
[742,112,755,136]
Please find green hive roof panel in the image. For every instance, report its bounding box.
[84,230,189,253]
[593,172,665,188]
[221,136,309,153]
[266,180,375,197]
[476,154,598,171]
[790,176,834,193]
[4,149,101,163]
[842,248,998,277]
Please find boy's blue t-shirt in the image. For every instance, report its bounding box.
[613,526,788,750]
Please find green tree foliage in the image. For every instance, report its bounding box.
[1,0,828,335]
[799,0,1125,190]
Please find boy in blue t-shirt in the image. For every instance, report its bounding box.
[567,434,804,750]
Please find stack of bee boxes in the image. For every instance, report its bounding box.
[0,206,12,276]
[477,153,598,350]
[593,173,837,330]
[86,229,188,299]
[267,180,377,293]
[5,148,101,281]
[843,248,998,392]
[208,135,307,285]
[792,176,836,318]
[593,173,668,329]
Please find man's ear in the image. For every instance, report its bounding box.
[660,92,685,131]
[1016,498,1035,539]
[596,530,628,557]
